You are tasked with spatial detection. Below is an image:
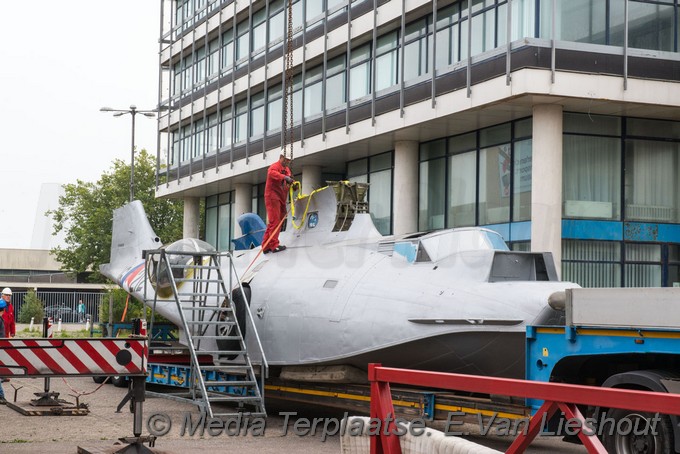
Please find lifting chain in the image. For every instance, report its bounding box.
[283,0,294,161]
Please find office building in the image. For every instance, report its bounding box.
[155,0,680,287]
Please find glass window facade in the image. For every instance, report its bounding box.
[166,2,680,289]
[168,0,680,105]
[540,0,678,51]
[562,114,680,224]
[419,120,531,231]
[563,114,622,221]
[403,18,432,82]
[562,115,680,287]
[562,240,622,288]
[205,191,234,251]
[164,0,680,170]
[625,139,680,223]
[347,152,393,235]
[563,241,677,288]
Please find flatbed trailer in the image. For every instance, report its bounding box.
[105,287,680,453]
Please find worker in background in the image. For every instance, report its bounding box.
[78,299,86,323]
[1,288,15,338]
[262,150,294,254]
[0,298,6,403]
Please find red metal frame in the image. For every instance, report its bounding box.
[368,363,680,454]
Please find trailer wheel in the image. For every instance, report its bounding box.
[216,286,249,360]
[111,375,128,388]
[602,408,673,454]
[92,376,106,384]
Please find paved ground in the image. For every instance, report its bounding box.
[3,327,585,452]
[0,377,341,454]
[0,376,586,453]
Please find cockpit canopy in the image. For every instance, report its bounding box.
[147,238,216,297]
[388,228,558,282]
[165,238,216,254]
[389,228,509,263]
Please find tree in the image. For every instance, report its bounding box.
[17,289,45,324]
[98,288,169,326]
[98,288,144,323]
[49,149,184,282]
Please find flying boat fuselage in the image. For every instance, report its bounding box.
[101,185,578,379]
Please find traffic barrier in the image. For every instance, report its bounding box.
[368,363,680,454]
[0,319,150,452]
[0,338,147,377]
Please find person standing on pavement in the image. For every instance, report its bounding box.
[262,150,295,254]
[1,288,15,338]
[0,299,6,403]
[78,299,86,323]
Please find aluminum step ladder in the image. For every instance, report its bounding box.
[146,247,267,418]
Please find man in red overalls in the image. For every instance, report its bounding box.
[263,151,294,253]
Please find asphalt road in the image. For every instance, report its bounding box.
[0,377,587,453]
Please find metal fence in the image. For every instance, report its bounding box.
[11,291,105,324]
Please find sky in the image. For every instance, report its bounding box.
[0,1,162,249]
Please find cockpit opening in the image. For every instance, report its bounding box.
[489,251,558,282]
[327,181,369,232]
[146,239,217,297]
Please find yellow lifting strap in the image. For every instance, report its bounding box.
[288,183,328,230]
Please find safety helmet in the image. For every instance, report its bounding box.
[0,300,6,309]
[1,288,11,296]
[280,147,292,161]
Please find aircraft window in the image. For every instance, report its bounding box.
[323,280,338,288]
[483,231,510,251]
[392,240,432,263]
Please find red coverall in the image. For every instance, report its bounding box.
[263,160,292,252]
[2,303,15,337]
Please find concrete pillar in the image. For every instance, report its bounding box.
[393,140,419,235]
[531,104,563,277]
[233,183,252,236]
[183,197,200,239]
[301,165,322,195]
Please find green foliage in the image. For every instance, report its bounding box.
[98,288,169,325]
[98,288,144,323]
[48,149,184,282]
[17,289,44,323]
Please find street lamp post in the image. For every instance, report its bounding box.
[100,105,157,202]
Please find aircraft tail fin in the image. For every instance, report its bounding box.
[100,200,162,279]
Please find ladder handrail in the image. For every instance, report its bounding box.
[143,247,267,418]
[221,251,269,375]
[215,251,269,409]
[159,249,214,416]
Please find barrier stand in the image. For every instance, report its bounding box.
[0,324,150,452]
[30,317,63,408]
[368,363,680,454]
[85,318,157,454]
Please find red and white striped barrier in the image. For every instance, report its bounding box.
[0,339,147,377]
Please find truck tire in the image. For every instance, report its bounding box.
[599,370,678,454]
[111,375,128,388]
[215,286,249,360]
[601,408,673,454]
